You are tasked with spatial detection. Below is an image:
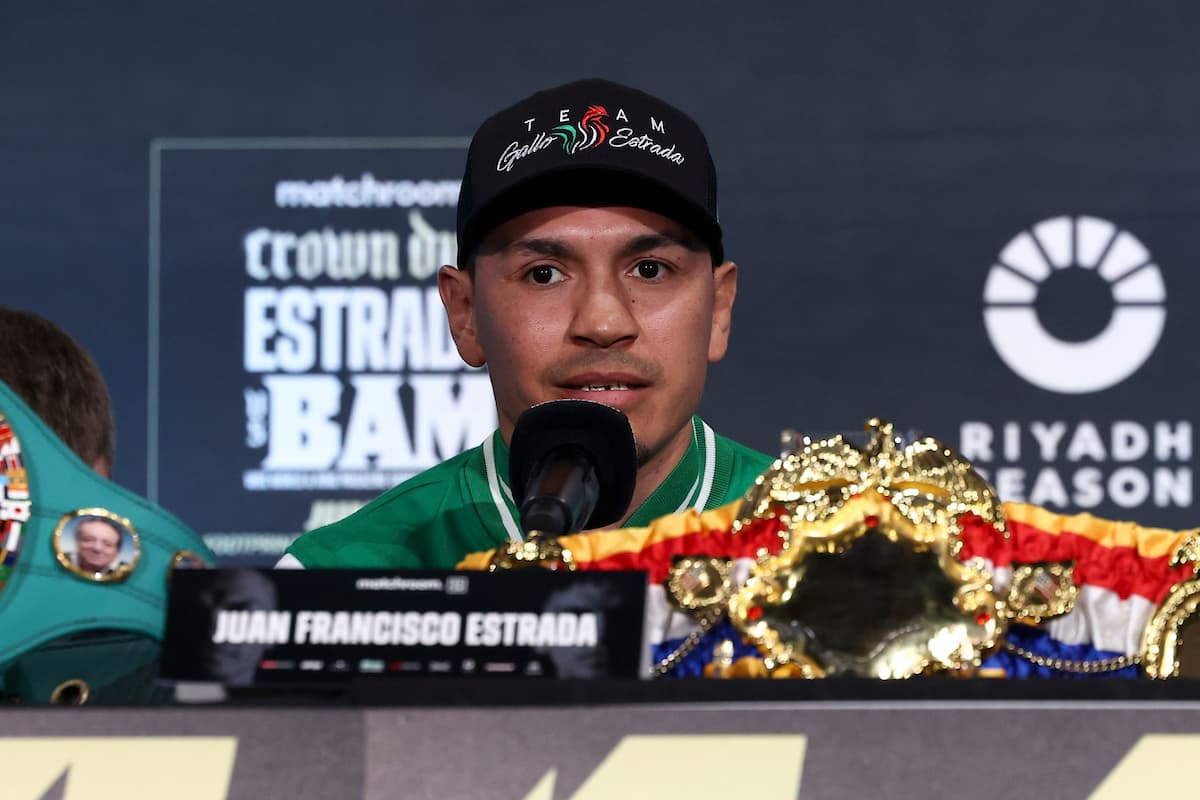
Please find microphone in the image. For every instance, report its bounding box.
[508,400,638,537]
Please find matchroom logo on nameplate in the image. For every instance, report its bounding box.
[150,140,497,564]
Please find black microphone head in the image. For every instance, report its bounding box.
[509,400,638,531]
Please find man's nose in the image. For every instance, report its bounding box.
[567,276,638,348]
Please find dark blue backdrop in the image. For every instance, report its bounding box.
[6,2,1200,561]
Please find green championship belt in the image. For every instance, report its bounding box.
[0,378,214,704]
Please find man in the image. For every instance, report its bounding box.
[282,78,773,569]
[194,570,280,687]
[72,516,125,575]
[0,306,115,476]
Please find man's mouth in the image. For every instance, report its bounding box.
[559,373,649,392]
[555,373,650,405]
[575,383,635,392]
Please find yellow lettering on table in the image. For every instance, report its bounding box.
[1088,734,1200,798]
[522,735,807,800]
[2,737,237,800]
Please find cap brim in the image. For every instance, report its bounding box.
[459,165,723,266]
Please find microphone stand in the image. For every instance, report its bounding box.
[489,444,589,571]
[487,400,636,573]
[486,533,576,572]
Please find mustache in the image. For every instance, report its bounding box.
[543,352,663,386]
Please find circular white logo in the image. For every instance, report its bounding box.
[983,216,1166,394]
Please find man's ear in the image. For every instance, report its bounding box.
[438,264,486,367]
[708,260,738,363]
[91,455,112,479]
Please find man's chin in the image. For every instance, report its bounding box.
[633,427,682,469]
[635,443,652,468]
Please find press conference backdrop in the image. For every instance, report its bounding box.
[6,3,1200,565]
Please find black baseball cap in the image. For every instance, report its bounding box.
[456,78,723,266]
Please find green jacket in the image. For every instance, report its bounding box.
[287,417,773,569]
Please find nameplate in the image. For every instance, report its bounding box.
[160,568,647,686]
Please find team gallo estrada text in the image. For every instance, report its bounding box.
[497,104,685,171]
[240,174,497,493]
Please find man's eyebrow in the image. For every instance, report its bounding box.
[495,237,575,260]
[483,230,706,260]
[617,232,706,258]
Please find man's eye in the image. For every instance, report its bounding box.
[633,260,667,280]
[527,265,564,284]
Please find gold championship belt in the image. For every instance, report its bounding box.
[487,533,577,572]
[718,419,1008,678]
[666,419,1090,678]
[487,416,1200,678]
[1143,534,1200,678]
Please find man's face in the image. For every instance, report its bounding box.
[75,519,120,572]
[200,570,279,685]
[440,206,737,468]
